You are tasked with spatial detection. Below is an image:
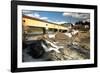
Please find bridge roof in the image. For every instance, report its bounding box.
[23,15,59,25]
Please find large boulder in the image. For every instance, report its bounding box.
[55,32,70,40]
[27,40,45,59]
[55,32,71,44]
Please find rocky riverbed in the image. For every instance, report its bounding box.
[22,30,90,62]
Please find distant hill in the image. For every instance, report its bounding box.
[61,23,73,27]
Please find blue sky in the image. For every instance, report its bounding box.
[22,10,90,24]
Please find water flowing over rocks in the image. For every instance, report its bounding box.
[23,31,90,62]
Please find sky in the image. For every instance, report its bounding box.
[22,10,90,24]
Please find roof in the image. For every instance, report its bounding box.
[23,15,59,25]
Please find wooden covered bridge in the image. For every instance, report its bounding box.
[22,15,68,34]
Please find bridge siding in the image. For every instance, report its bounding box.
[22,17,68,30]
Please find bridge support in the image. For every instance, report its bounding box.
[43,28,46,34]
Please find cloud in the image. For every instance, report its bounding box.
[63,12,90,19]
[23,11,49,21]
[86,19,90,22]
[47,20,67,24]
[83,19,90,22]
[40,17,48,20]
[63,13,72,16]
[54,21,67,24]
[33,13,40,18]
[24,12,40,18]
[24,14,33,17]
[22,10,32,14]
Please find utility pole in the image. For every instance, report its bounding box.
[70,15,73,45]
